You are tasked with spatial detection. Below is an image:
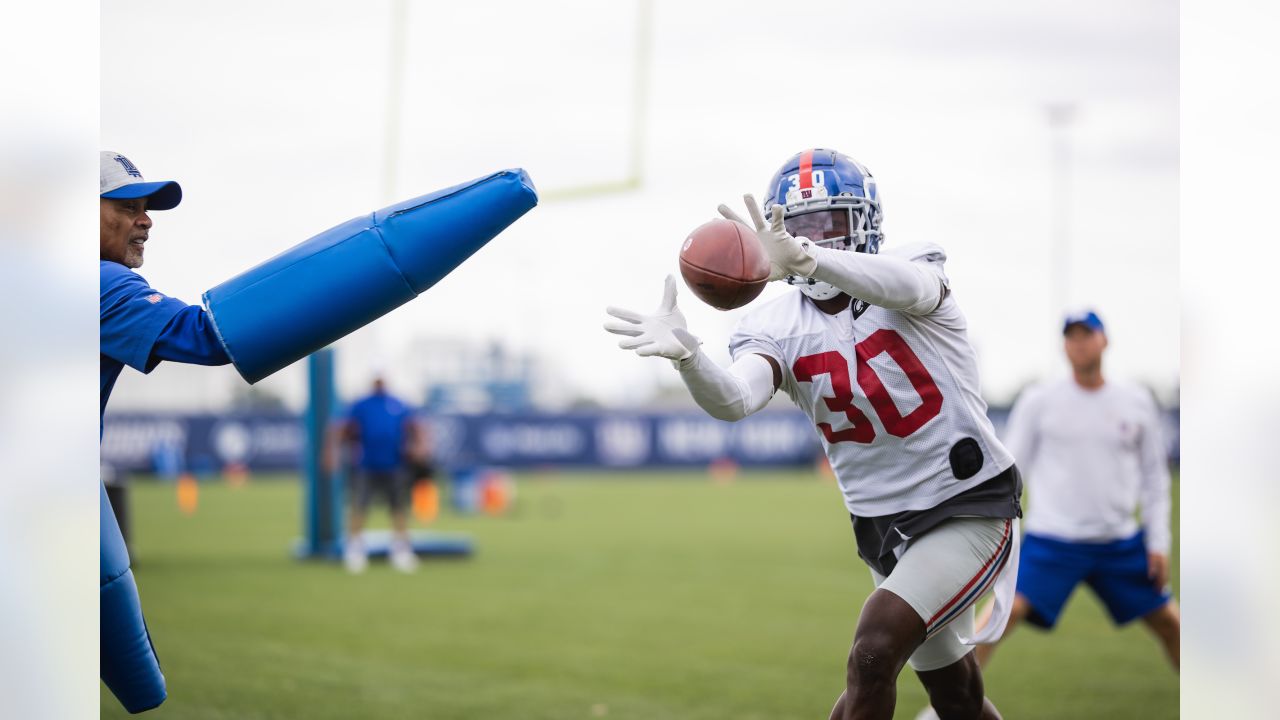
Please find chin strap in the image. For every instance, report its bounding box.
[787,240,843,301]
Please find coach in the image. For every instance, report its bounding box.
[99,151,231,712]
[97,150,537,714]
[973,310,1179,673]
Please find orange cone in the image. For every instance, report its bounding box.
[224,462,249,488]
[709,457,739,485]
[480,473,510,516]
[412,481,439,523]
[815,454,835,481]
[177,473,199,515]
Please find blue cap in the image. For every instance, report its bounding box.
[100,151,182,210]
[1063,309,1105,334]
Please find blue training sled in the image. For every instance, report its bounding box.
[291,530,475,561]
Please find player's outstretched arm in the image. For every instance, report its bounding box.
[807,245,945,315]
[604,276,776,421]
[151,306,232,366]
[720,195,945,315]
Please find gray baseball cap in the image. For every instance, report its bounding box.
[100,151,182,210]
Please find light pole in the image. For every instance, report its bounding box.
[1046,103,1076,368]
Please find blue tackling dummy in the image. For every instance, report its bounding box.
[205,169,538,383]
[100,165,536,712]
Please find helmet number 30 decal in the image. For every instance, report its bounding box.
[792,329,944,444]
[788,170,825,191]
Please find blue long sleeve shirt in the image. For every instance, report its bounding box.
[100,260,230,422]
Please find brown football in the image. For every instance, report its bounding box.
[678,218,771,311]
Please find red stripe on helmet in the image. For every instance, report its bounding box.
[799,150,814,189]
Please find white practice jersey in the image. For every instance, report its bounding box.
[1002,377,1172,553]
[730,243,1014,517]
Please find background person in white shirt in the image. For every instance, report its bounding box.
[973,309,1179,671]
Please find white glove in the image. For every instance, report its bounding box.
[718,193,817,281]
[604,275,702,362]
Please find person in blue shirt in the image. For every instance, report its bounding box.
[326,376,425,573]
[99,151,230,414]
[99,151,231,713]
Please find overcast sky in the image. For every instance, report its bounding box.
[102,0,1178,411]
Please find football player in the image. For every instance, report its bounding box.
[604,149,1021,720]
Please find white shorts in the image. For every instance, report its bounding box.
[869,516,1016,672]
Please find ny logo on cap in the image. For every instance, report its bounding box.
[113,155,142,178]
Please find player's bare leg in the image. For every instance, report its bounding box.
[347,508,366,539]
[972,594,1031,668]
[389,508,419,572]
[1141,600,1180,670]
[827,690,847,720]
[827,589,926,720]
[915,652,1002,720]
[391,508,410,542]
[344,508,368,573]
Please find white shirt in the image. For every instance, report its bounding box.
[728,243,1015,517]
[1002,377,1172,553]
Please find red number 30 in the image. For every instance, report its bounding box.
[792,329,943,444]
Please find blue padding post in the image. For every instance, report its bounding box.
[100,483,166,713]
[301,348,344,559]
[203,169,537,384]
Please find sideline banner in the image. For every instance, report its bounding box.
[100,408,1179,474]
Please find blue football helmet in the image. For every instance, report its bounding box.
[763,149,883,300]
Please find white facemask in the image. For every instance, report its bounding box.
[791,277,843,300]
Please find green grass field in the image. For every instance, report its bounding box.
[101,471,1178,719]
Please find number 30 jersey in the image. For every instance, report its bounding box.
[730,242,1014,517]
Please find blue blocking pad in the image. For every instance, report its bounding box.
[204,169,538,384]
[101,483,167,713]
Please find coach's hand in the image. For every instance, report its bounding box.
[718,193,817,281]
[1148,552,1170,590]
[604,275,702,362]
